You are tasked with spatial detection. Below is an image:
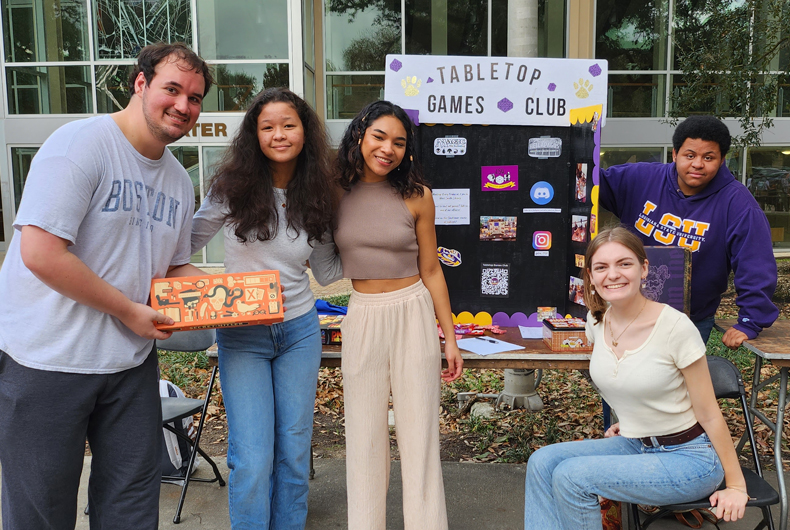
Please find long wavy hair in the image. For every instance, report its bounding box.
[335,100,427,199]
[207,88,333,243]
[583,226,648,324]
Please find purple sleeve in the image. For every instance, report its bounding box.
[728,206,779,338]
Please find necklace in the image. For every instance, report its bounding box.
[609,298,647,347]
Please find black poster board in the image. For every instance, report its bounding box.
[417,122,596,320]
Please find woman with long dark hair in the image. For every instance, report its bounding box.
[191,87,341,529]
[334,100,463,530]
[524,226,749,529]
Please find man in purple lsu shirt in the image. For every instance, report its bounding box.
[600,115,778,349]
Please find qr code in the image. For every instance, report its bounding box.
[481,265,509,297]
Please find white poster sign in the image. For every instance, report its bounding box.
[434,188,470,225]
[384,55,607,127]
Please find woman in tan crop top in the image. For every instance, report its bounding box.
[334,101,463,530]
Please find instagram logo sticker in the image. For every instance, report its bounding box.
[533,231,552,251]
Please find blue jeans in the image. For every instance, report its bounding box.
[217,308,322,530]
[524,434,724,530]
[694,316,716,345]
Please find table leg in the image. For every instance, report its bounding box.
[776,367,788,530]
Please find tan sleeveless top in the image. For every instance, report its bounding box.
[334,180,420,279]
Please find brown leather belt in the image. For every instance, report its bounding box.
[638,422,705,448]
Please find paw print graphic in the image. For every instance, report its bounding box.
[574,78,593,99]
[401,76,421,97]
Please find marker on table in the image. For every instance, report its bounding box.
[475,337,497,344]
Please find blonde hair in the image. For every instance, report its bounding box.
[583,226,648,323]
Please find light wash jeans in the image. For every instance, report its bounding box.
[217,307,322,530]
[524,433,724,530]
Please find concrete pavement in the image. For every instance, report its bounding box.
[2,456,787,529]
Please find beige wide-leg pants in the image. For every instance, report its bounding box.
[341,280,449,530]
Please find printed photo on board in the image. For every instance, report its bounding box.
[480,216,517,241]
[568,276,585,306]
[575,163,587,203]
[571,215,587,243]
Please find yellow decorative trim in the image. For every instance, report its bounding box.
[451,312,493,325]
[568,104,603,125]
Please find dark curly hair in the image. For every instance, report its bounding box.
[672,115,731,157]
[207,88,334,243]
[336,100,427,199]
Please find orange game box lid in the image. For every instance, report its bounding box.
[151,270,283,331]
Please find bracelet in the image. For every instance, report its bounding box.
[726,485,748,495]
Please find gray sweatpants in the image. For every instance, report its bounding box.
[0,347,161,530]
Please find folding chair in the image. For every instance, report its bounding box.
[158,329,226,524]
[629,355,780,530]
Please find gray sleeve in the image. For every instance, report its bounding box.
[191,195,226,254]
[13,156,99,244]
[308,231,343,286]
[171,184,195,267]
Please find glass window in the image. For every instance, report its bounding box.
[93,0,192,60]
[325,0,400,72]
[3,0,89,62]
[595,0,668,71]
[599,147,664,168]
[746,146,790,248]
[6,65,92,114]
[202,63,289,112]
[197,0,288,60]
[779,75,790,118]
[670,74,736,117]
[10,146,38,212]
[607,73,665,117]
[201,146,227,264]
[95,64,133,113]
[405,0,487,57]
[303,0,315,68]
[326,74,384,119]
[491,0,565,58]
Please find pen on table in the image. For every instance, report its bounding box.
[475,337,497,344]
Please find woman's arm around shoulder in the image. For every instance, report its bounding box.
[409,187,463,382]
[308,231,343,286]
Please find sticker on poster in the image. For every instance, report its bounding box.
[575,163,588,202]
[434,136,467,157]
[437,247,462,267]
[482,165,518,191]
[569,276,586,306]
[528,137,562,158]
[571,215,588,243]
[530,181,554,205]
[537,307,557,322]
[575,254,585,268]
[532,231,551,256]
[480,216,517,241]
[481,263,510,298]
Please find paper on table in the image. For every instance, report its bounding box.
[456,337,523,356]
[519,326,543,339]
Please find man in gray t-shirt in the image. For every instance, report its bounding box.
[0,43,213,530]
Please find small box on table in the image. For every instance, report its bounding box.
[151,271,283,331]
[542,318,592,352]
[318,314,344,344]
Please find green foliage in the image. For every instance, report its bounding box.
[158,348,210,390]
[320,294,350,307]
[669,0,790,148]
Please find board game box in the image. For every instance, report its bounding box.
[318,314,344,344]
[151,270,283,331]
[542,317,592,352]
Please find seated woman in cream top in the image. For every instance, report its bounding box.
[524,227,749,529]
